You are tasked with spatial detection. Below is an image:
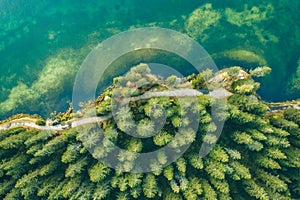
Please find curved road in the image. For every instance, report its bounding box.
[0,88,230,131]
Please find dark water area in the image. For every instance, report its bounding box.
[0,0,299,119]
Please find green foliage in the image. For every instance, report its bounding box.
[0,66,300,199]
[143,174,159,198]
[176,158,187,174]
[243,180,269,200]
[227,66,241,76]
[163,165,174,181]
[256,156,281,169]
[282,147,300,168]
[153,131,173,146]
[229,161,251,180]
[38,157,62,176]
[228,105,256,124]
[270,115,299,133]
[137,119,155,137]
[284,108,300,125]
[96,99,111,116]
[191,69,213,89]
[89,162,111,182]
[1,154,30,178]
[166,75,179,86]
[202,179,217,200]
[233,131,254,145]
[232,79,260,94]
[229,94,269,115]
[0,127,26,142]
[225,148,241,160]
[256,170,288,193]
[62,177,82,198]
[188,153,204,169]
[93,181,110,200]
[209,145,229,162]
[0,129,37,149]
[0,179,15,197]
[210,177,230,194]
[126,138,143,153]
[205,159,226,180]
[34,131,75,158]
[24,130,56,146]
[35,119,46,126]
[65,157,88,178]
[61,143,82,163]
[250,66,272,77]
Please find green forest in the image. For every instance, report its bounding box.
[0,65,300,199]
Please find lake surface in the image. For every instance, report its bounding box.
[0,0,300,119]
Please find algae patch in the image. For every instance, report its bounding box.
[225,4,274,27]
[185,3,221,41]
[288,59,300,96]
[212,49,268,66]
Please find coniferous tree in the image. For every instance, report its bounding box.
[0,65,299,199]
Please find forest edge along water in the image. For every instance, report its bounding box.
[0,1,300,120]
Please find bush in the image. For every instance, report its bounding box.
[35,119,46,126]
[250,66,271,77]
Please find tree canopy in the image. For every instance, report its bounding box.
[0,65,299,199]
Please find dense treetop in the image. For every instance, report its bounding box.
[0,64,299,199]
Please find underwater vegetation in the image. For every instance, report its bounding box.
[288,59,300,97]
[184,1,300,100]
[0,49,84,117]
[0,65,299,199]
[0,0,300,119]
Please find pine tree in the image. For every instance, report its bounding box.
[284,108,300,125]
[153,131,173,146]
[143,174,159,198]
[256,169,288,193]
[188,153,204,169]
[92,181,110,200]
[205,159,226,180]
[37,173,64,198]
[1,153,30,178]
[163,165,174,181]
[89,162,111,182]
[229,161,251,180]
[34,131,75,158]
[24,130,56,147]
[0,127,26,142]
[0,65,300,199]
[0,129,37,149]
[65,157,88,178]
[61,143,82,163]
[202,179,217,200]
[61,176,82,198]
[243,180,269,200]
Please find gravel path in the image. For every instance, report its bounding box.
[0,88,231,131]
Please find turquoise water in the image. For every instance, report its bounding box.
[0,0,300,119]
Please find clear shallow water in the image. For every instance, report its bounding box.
[0,0,299,119]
